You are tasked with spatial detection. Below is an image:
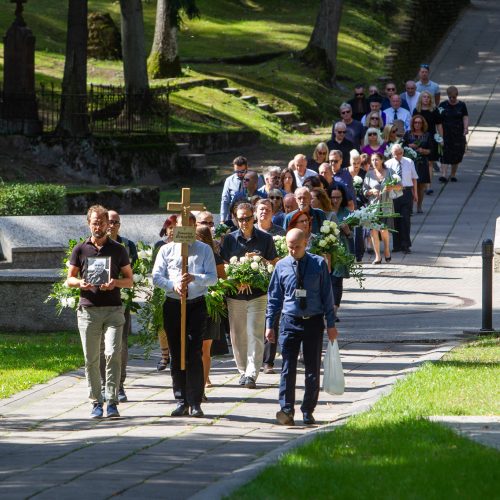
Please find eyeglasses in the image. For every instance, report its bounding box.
[269,196,282,200]
[235,169,247,175]
[336,130,346,134]
[341,110,351,115]
[370,117,380,120]
[317,151,327,155]
[109,220,121,226]
[270,175,281,179]
[355,93,364,97]
[368,132,378,136]
[243,178,251,182]
[386,87,396,91]
[198,221,215,227]
[329,160,340,164]
[237,215,253,223]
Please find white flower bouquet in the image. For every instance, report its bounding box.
[272,235,288,258]
[343,203,399,231]
[224,255,274,293]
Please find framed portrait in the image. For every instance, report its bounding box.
[85,257,111,286]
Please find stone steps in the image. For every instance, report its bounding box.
[257,103,275,113]
[222,87,241,97]
[240,95,258,105]
[291,122,312,133]
[273,111,299,124]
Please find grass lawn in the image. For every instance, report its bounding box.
[230,336,500,499]
[0,0,395,136]
[0,332,84,400]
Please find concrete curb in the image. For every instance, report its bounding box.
[189,341,461,500]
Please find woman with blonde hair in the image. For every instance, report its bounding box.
[414,90,443,193]
[364,111,384,132]
[308,142,329,172]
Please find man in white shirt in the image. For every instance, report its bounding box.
[385,95,411,133]
[400,81,420,115]
[292,154,317,187]
[385,144,418,254]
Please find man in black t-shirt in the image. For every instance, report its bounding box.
[67,205,133,419]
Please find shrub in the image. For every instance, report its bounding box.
[0,183,67,215]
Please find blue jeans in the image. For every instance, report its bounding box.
[278,314,324,414]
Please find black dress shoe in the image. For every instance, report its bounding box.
[302,412,316,425]
[171,403,189,417]
[276,409,295,426]
[190,405,204,418]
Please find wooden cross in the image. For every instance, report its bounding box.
[166,188,205,370]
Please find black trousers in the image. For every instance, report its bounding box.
[163,297,207,406]
[393,188,413,251]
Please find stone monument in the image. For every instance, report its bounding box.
[1,0,42,135]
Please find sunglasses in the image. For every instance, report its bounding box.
[336,130,346,134]
[355,93,364,97]
[269,196,282,200]
[243,178,251,182]
[237,215,253,223]
[235,169,247,175]
[368,132,378,136]
[329,160,341,164]
[341,110,351,114]
[317,151,327,155]
[386,87,396,91]
[420,64,430,69]
[370,117,380,120]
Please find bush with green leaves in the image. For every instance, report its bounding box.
[0,183,66,216]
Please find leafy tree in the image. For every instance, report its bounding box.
[148,0,199,79]
[301,0,344,87]
[56,0,89,137]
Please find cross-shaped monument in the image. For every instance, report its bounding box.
[166,188,205,370]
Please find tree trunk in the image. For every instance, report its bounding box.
[148,0,182,78]
[119,0,150,96]
[56,0,89,137]
[301,0,343,87]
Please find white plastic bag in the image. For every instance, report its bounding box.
[323,340,345,395]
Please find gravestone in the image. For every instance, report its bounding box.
[1,0,42,135]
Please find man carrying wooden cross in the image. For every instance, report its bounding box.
[152,191,217,418]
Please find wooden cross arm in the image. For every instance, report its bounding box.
[167,202,205,212]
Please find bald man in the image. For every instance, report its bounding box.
[266,229,338,426]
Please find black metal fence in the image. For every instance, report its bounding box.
[0,83,170,136]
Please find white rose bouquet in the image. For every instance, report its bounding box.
[224,255,274,293]
[272,235,288,258]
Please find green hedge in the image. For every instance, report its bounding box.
[0,184,66,215]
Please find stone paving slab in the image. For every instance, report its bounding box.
[429,416,500,450]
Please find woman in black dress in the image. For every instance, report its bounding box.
[403,115,431,213]
[414,91,443,194]
[439,86,469,182]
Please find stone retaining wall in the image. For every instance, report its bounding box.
[170,130,260,154]
[387,0,471,83]
[0,270,77,332]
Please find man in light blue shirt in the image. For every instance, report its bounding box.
[220,156,248,221]
[153,214,217,418]
[416,64,441,105]
[266,228,338,426]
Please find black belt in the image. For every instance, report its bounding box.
[165,296,205,305]
[403,186,413,190]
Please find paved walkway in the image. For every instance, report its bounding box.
[1,1,499,498]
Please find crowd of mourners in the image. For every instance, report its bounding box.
[71,64,470,424]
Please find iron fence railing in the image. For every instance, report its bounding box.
[0,83,170,136]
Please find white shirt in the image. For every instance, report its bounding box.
[385,157,418,187]
[294,168,317,187]
[385,107,411,131]
[152,240,217,300]
[400,92,420,114]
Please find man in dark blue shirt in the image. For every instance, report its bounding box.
[266,228,338,426]
[221,202,277,390]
